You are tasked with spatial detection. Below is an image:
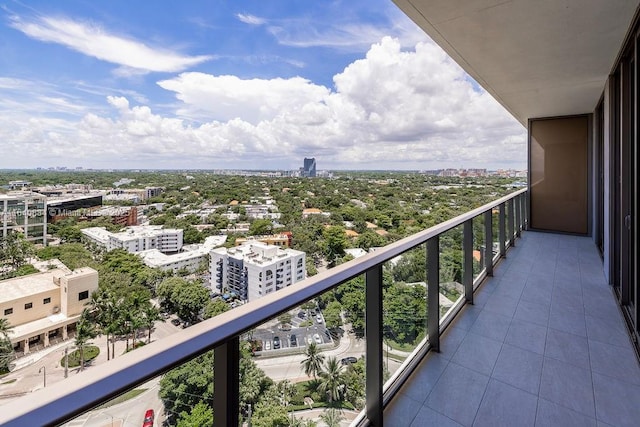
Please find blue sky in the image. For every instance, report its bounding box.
[0,0,526,171]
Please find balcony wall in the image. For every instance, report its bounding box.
[385,231,640,426]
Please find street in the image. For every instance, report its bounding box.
[0,312,404,425]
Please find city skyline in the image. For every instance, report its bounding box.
[0,1,526,171]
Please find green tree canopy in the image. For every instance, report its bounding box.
[157,277,209,321]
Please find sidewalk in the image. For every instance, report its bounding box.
[0,320,180,402]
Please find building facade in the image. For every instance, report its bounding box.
[0,192,47,245]
[138,235,227,273]
[210,242,305,301]
[81,225,183,254]
[234,232,292,248]
[302,157,316,177]
[1,267,98,355]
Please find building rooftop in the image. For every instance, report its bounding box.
[81,227,112,243]
[213,241,303,264]
[0,270,63,303]
[0,267,95,303]
[0,191,46,201]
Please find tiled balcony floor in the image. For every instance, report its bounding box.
[384,232,640,427]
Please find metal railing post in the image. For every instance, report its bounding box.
[507,198,516,247]
[499,203,506,257]
[366,265,383,426]
[213,337,239,427]
[484,210,493,276]
[523,191,529,230]
[515,194,522,237]
[427,237,440,352]
[507,198,515,247]
[463,220,473,304]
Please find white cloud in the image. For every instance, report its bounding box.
[157,73,330,124]
[0,37,525,170]
[236,13,266,26]
[9,15,212,74]
[265,7,428,52]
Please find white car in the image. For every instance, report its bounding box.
[316,314,323,323]
[264,340,271,351]
[313,333,322,344]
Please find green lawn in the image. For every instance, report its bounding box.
[289,380,355,411]
[95,389,147,409]
[61,346,99,368]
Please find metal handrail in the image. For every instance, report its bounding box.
[0,188,527,426]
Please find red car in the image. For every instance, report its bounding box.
[142,409,154,427]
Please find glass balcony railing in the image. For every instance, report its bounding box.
[0,189,528,427]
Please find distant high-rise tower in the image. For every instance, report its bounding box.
[303,157,316,177]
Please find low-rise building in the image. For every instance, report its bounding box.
[1,266,99,355]
[210,242,305,302]
[234,232,292,248]
[83,206,138,227]
[7,181,32,190]
[138,235,227,273]
[80,225,183,254]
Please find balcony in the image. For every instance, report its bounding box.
[1,189,638,426]
[385,231,640,426]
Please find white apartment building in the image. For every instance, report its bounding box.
[81,225,183,254]
[1,266,98,355]
[138,235,227,273]
[210,242,305,302]
[0,192,47,245]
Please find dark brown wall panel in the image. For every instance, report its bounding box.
[530,116,589,234]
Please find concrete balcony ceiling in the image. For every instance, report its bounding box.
[393,0,640,124]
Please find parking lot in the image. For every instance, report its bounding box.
[252,309,333,352]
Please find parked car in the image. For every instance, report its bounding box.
[298,311,306,319]
[170,318,181,326]
[265,340,271,351]
[290,334,298,347]
[313,333,322,344]
[273,336,281,349]
[341,356,358,365]
[316,314,323,323]
[142,409,154,427]
[307,336,313,345]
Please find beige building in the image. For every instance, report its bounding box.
[0,267,98,355]
[234,233,291,248]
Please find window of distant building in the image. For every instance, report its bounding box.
[25,302,33,310]
[4,308,13,315]
[79,290,89,301]
[43,297,51,304]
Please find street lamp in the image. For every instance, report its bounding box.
[38,366,46,388]
[62,346,69,378]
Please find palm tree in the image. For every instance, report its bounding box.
[0,318,14,372]
[301,342,325,381]
[90,289,113,360]
[0,318,12,340]
[141,303,163,343]
[75,309,97,371]
[319,408,344,427]
[317,357,345,405]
